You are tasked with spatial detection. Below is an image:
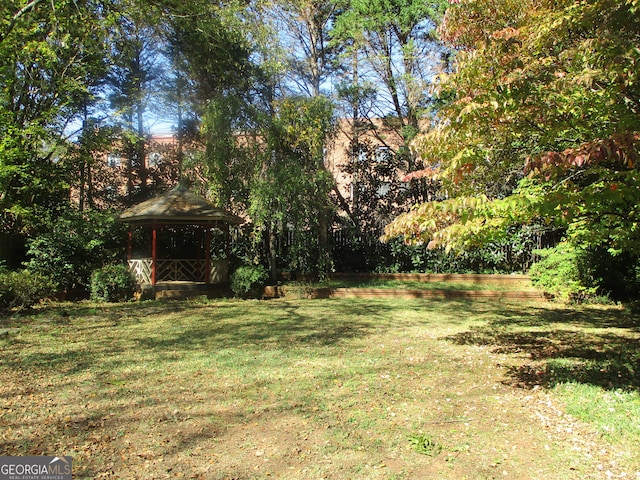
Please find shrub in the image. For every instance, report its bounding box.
[90,265,137,302]
[230,265,268,298]
[580,248,640,301]
[0,270,57,312]
[25,209,128,292]
[529,242,597,302]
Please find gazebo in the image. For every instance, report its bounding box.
[118,184,243,295]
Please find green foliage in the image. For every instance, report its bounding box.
[90,265,137,303]
[248,96,337,279]
[333,232,535,274]
[0,270,56,312]
[0,0,114,227]
[332,0,447,125]
[200,89,338,280]
[582,250,640,302]
[200,95,257,210]
[408,433,442,456]
[168,0,255,97]
[384,0,640,300]
[267,0,342,97]
[25,209,128,291]
[529,243,597,302]
[423,0,640,196]
[331,0,449,249]
[529,240,640,303]
[230,265,269,298]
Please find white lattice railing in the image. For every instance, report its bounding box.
[128,259,229,285]
[128,259,152,285]
[156,259,205,282]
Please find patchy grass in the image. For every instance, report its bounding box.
[1,298,639,479]
[554,383,640,445]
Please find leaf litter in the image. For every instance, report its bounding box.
[1,298,638,479]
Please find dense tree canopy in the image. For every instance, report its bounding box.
[0,0,114,231]
[382,0,640,297]
[4,0,639,293]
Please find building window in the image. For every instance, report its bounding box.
[377,182,390,197]
[106,153,120,168]
[375,146,392,163]
[105,185,118,201]
[147,151,162,167]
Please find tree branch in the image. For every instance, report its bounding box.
[0,0,47,44]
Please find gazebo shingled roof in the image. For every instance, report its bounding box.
[118,183,244,225]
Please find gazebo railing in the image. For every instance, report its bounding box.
[128,259,152,285]
[128,258,229,285]
[157,259,205,282]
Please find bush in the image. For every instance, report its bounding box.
[90,265,137,302]
[0,270,57,312]
[25,209,128,292]
[580,248,640,301]
[529,242,598,302]
[230,265,268,298]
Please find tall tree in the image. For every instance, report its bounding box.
[260,0,342,277]
[106,5,162,200]
[249,96,336,279]
[332,0,447,130]
[155,52,200,177]
[383,0,640,296]
[0,0,113,232]
[192,0,341,278]
[330,0,448,237]
[163,0,260,204]
[267,0,342,97]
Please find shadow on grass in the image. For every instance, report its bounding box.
[1,298,403,375]
[0,297,436,474]
[445,304,640,391]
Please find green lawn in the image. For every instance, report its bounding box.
[1,297,639,479]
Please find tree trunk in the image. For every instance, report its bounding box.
[268,222,278,282]
[78,157,86,212]
[317,208,330,280]
[86,161,94,209]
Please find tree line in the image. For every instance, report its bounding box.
[383,0,640,301]
[2,0,639,301]
[1,0,449,285]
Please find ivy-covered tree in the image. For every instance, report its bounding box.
[254,96,336,278]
